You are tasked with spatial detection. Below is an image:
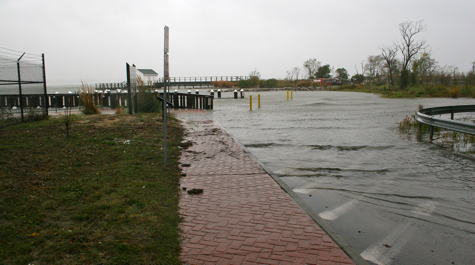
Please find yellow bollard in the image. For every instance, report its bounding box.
[291,90,293,99]
[258,94,261,108]
[250,95,252,110]
[287,90,289,100]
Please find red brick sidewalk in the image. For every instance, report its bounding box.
[179,120,356,265]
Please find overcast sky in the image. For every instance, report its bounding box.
[1,0,474,85]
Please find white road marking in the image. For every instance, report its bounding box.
[319,199,358,220]
[360,222,415,265]
[360,201,438,264]
[297,179,394,221]
[293,188,312,194]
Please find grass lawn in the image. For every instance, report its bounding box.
[0,113,184,264]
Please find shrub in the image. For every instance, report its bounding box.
[296,81,312,87]
[459,83,474,97]
[277,80,294,88]
[79,81,101,115]
[211,81,237,88]
[263,79,278,88]
[237,79,250,88]
[448,87,460,98]
[137,75,161,113]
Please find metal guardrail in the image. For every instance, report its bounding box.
[416,104,475,137]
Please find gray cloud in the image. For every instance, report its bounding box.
[1,0,474,85]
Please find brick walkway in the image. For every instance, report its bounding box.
[179,120,356,265]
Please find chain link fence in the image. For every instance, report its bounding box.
[0,47,48,122]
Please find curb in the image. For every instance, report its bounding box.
[219,124,369,265]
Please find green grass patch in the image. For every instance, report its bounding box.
[0,113,184,264]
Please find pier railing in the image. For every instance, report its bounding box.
[158,92,213,110]
[1,91,214,113]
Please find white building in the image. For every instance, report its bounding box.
[137,69,159,86]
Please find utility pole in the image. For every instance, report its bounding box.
[163,26,169,167]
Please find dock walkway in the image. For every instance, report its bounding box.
[179,120,360,264]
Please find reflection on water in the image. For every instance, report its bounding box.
[175,91,475,262]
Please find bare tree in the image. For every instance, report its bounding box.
[286,70,293,81]
[303,58,321,79]
[354,61,367,77]
[291,66,301,81]
[397,20,427,89]
[380,45,398,87]
[286,67,301,82]
[365,55,384,84]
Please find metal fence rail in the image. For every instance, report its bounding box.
[416,105,475,137]
[0,48,48,121]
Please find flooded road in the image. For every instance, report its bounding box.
[175,91,475,265]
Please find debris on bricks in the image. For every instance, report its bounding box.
[383,244,392,248]
[181,164,191,167]
[179,141,193,149]
[187,188,203,195]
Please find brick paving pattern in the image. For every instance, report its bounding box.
[179,120,355,265]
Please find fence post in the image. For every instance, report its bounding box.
[17,54,25,121]
[110,94,117,109]
[42,54,48,116]
[126,63,133,114]
[173,90,179,108]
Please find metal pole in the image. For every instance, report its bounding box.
[17,53,25,121]
[42,54,49,116]
[163,26,169,167]
[126,63,133,114]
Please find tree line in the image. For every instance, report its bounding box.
[237,20,474,95]
[290,20,474,91]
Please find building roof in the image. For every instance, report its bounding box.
[137,69,158,75]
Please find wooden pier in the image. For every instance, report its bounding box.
[157,76,248,88]
[159,92,213,110]
[0,91,213,111]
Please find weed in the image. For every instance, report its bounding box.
[79,81,102,115]
[136,75,162,113]
[397,106,475,155]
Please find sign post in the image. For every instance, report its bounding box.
[163,26,169,166]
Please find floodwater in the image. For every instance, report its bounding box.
[175,90,475,265]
